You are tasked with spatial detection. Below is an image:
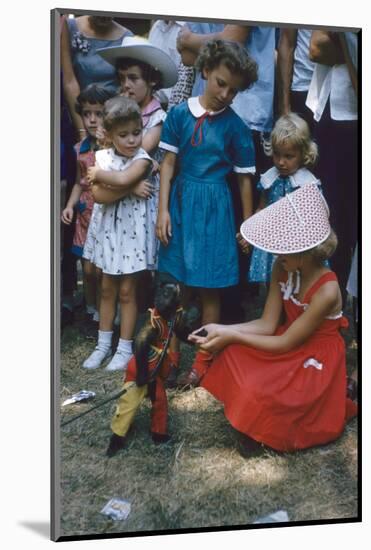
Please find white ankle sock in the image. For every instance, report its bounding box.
[86,304,96,315]
[117,338,133,354]
[98,330,113,350]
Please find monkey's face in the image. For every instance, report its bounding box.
[154,283,181,319]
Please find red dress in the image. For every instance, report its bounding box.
[71,139,96,257]
[201,272,357,451]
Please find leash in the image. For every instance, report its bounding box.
[61,313,178,428]
[148,315,176,383]
[61,387,129,427]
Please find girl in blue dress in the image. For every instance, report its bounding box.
[245,113,321,283]
[156,40,258,385]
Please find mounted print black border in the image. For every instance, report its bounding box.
[51,8,361,542]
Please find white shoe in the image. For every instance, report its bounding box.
[82,347,112,369]
[105,349,133,372]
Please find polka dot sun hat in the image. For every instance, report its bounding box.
[240,183,331,254]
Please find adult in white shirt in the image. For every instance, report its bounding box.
[148,20,195,108]
[306,30,358,300]
[148,20,184,99]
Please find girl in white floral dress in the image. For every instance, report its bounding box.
[82,96,155,372]
[98,36,179,273]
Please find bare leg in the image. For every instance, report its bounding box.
[119,273,138,340]
[99,274,120,331]
[82,259,97,309]
[95,266,102,314]
[199,287,220,324]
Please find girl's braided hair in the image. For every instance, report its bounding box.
[196,39,258,91]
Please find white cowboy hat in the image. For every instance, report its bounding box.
[97,35,178,89]
[240,183,331,254]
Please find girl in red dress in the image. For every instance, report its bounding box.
[189,183,357,454]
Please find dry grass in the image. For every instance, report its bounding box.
[58,291,358,538]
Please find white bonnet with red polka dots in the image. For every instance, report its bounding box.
[240,183,331,254]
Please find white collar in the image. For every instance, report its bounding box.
[187,96,226,118]
[260,166,319,190]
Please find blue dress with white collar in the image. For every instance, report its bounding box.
[248,166,321,283]
[158,97,255,288]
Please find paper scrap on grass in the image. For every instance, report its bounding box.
[253,510,289,524]
[100,498,131,521]
[62,390,96,406]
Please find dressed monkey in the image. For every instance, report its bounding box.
[106,278,200,457]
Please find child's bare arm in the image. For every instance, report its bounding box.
[92,178,154,203]
[156,151,177,245]
[190,261,284,349]
[61,164,82,224]
[238,173,254,220]
[141,125,162,155]
[88,159,152,190]
[92,184,129,204]
[236,174,254,253]
[198,277,339,354]
[91,159,151,204]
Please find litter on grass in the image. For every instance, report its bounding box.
[62,390,96,406]
[100,498,131,521]
[253,510,289,524]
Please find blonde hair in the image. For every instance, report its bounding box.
[307,229,338,263]
[265,113,318,167]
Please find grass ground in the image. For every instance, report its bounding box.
[58,287,358,537]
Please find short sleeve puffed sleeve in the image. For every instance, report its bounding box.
[230,118,256,175]
[144,108,166,131]
[159,105,182,154]
[95,149,114,170]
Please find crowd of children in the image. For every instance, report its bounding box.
[60,15,358,456]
